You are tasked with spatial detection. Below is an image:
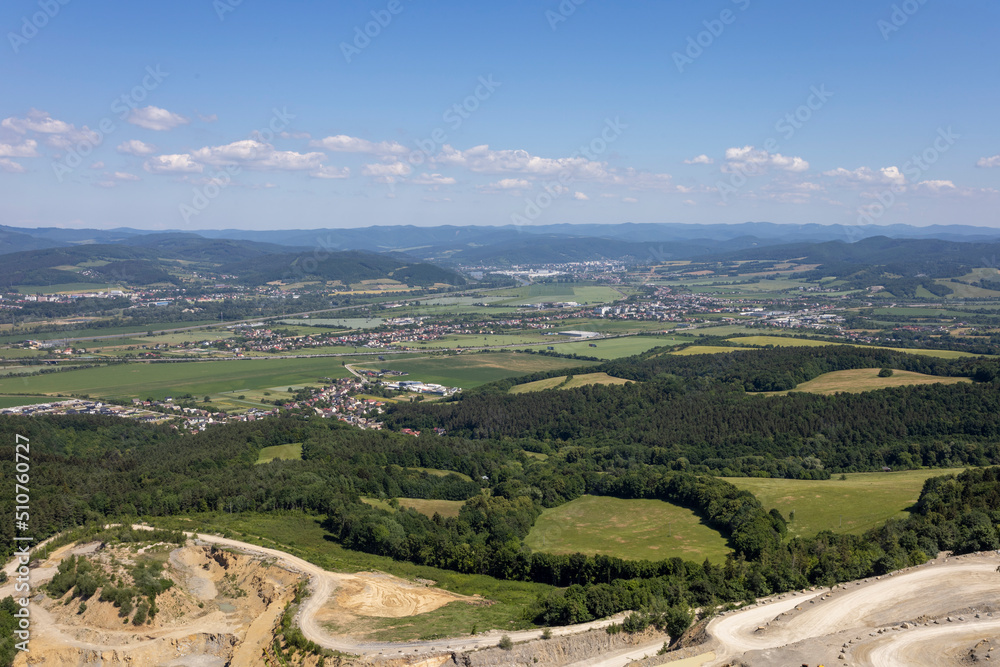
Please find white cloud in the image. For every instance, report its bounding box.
[823,166,906,186]
[312,135,408,156]
[1,109,73,135]
[198,114,219,123]
[724,146,809,173]
[191,140,325,171]
[361,160,412,183]
[145,140,328,175]
[492,178,531,190]
[977,155,1000,168]
[117,139,156,156]
[144,154,203,174]
[127,106,190,131]
[623,197,638,203]
[916,179,956,191]
[0,158,26,173]
[113,171,141,182]
[0,139,39,158]
[2,110,99,151]
[684,154,714,165]
[311,165,351,179]
[573,191,589,200]
[90,161,105,169]
[411,172,456,186]
[683,199,696,206]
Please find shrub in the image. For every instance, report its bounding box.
[498,635,513,650]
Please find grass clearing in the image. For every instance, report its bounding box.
[728,336,836,347]
[148,511,547,640]
[355,352,598,389]
[671,345,757,356]
[510,372,631,394]
[725,468,969,539]
[769,368,971,395]
[525,495,732,564]
[255,443,303,464]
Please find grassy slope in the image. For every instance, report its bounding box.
[775,368,971,395]
[524,495,732,564]
[724,468,969,540]
[510,372,631,394]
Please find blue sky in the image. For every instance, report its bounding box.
[0,0,997,230]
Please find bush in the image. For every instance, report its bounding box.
[879,368,894,377]
[498,635,513,651]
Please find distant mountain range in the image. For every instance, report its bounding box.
[3,222,998,268]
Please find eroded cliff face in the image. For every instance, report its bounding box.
[441,627,669,667]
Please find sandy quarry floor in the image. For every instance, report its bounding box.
[5,540,301,667]
[699,550,1000,666]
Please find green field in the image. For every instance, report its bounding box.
[0,395,57,408]
[725,468,969,539]
[0,357,358,400]
[0,320,221,345]
[149,511,548,640]
[355,352,598,389]
[491,284,623,306]
[524,495,732,564]
[510,372,631,394]
[551,335,686,359]
[775,368,971,395]
[255,443,303,464]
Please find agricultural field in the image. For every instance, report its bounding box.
[0,395,58,408]
[255,442,303,464]
[774,368,971,395]
[524,495,732,564]
[551,335,687,359]
[510,372,631,394]
[725,468,969,540]
[400,498,465,519]
[0,320,221,345]
[490,283,624,306]
[354,352,598,389]
[0,356,360,400]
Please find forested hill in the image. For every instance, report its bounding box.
[386,345,1000,477]
[0,234,466,288]
[705,236,1000,295]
